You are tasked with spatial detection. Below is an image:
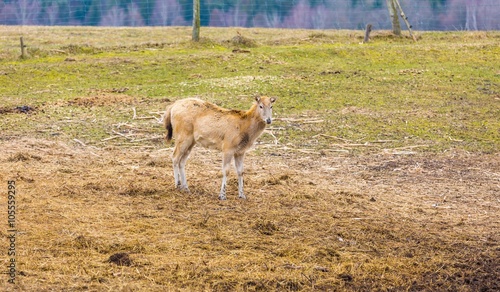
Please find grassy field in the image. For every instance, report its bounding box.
[0,26,499,291]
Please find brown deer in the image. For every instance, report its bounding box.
[163,96,276,200]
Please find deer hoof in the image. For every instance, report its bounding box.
[179,186,190,193]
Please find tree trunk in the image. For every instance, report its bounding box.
[387,0,401,36]
[465,2,478,31]
[192,0,200,42]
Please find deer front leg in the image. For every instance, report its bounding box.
[173,163,181,189]
[219,153,233,200]
[234,153,246,199]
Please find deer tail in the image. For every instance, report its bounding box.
[163,105,173,142]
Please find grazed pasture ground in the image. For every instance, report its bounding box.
[0,136,498,291]
[0,26,499,291]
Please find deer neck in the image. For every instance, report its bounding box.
[245,104,266,136]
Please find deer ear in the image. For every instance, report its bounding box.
[270,97,276,103]
[254,95,261,102]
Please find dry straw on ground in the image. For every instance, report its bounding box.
[1,137,498,291]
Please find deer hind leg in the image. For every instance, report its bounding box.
[234,153,246,199]
[219,152,233,200]
[179,141,194,192]
[172,145,182,189]
[172,137,194,192]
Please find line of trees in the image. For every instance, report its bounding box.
[0,0,498,30]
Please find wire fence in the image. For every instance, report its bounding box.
[0,0,498,30]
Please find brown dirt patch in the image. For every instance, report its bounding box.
[107,253,133,266]
[1,137,498,291]
[67,89,135,107]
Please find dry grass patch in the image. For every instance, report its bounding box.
[0,137,498,290]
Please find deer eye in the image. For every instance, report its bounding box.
[259,105,263,109]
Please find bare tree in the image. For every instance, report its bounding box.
[265,11,280,28]
[100,6,126,27]
[45,2,59,25]
[232,2,243,27]
[152,0,180,26]
[15,0,40,25]
[465,0,478,30]
[311,4,330,29]
[127,2,145,26]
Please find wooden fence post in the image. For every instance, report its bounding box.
[364,24,373,43]
[20,37,27,59]
[192,0,200,42]
[393,0,417,41]
[387,0,401,36]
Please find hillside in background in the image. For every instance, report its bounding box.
[0,0,499,30]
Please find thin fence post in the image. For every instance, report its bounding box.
[20,37,27,59]
[192,0,200,42]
